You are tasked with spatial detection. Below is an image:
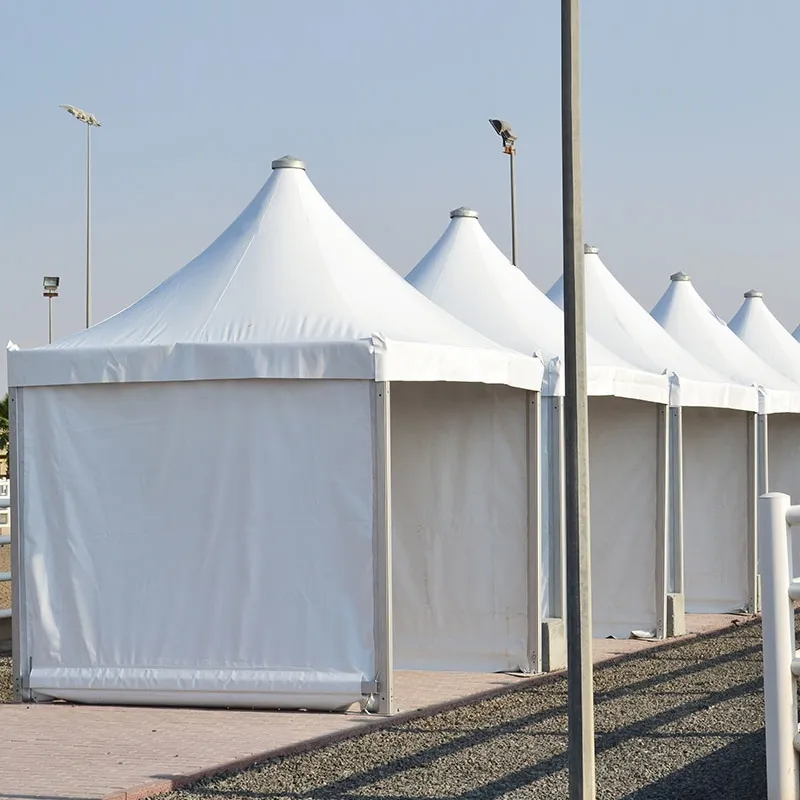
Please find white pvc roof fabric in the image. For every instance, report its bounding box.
[729,291,800,385]
[651,274,800,414]
[7,157,543,392]
[547,249,757,411]
[405,209,668,403]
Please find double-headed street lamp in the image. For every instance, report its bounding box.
[489,118,518,266]
[43,276,60,344]
[60,104,101,329]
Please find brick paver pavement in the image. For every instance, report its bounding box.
[0,614,744,800]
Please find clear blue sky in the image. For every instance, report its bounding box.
[1,1,798,391]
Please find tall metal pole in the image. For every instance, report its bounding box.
[85,122,92,329]
[509,147,518,266]
[561,0,596,797]
[48,296,53,344]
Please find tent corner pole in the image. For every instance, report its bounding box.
[372,381,394,714]
[655,405,669,639]
[746,411,760,613]
[527,390,543,673]
[9,387,30,703]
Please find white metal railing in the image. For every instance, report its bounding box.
[759,493,800,799]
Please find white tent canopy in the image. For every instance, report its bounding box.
[7,157,544,710]
[405,208,668,403]
[547,248,756,412]
[9,158,539,392]
[651,273,800,414]
[407,211,670,638]
[729,290,800,386]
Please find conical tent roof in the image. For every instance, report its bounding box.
[729,290,800,385]
[651,273,800,413]
[406,208,668,403]
[8,157,542,391]
[547,246,757,411]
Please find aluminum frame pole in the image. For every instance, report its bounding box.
[510,147,518,266]
[85,122,92,329]
[561,0,596,796]
[48,296,53,344]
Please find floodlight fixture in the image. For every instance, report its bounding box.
[42,276,60,298]
[489,118,517,153]
[60,104,102,127]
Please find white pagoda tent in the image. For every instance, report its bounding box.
[723,288,800,576]
[651,272,800,613]
[407,208,671,640]
[548,247,760,621]
[6,157,544,712]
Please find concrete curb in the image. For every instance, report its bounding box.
[101,615,759,800]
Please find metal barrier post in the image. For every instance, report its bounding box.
[759,492,798,800]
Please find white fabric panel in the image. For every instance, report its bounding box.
[729,294,800,385]
[588,397,659,638]
[547,254,758,412]
[651,277,800,414]
[682,408,749,612]
[8,165,542,392]
[20,380,376,709]
[405,214,668,404]
[767,414,800,578]
[391,382,529,672]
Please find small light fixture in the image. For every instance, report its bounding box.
[43,276,60,298]
[489,119,517,153]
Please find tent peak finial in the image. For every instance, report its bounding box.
[450,207,479,220]
[744,289,763,299]
[670,271,691,282]
[584,244,598,255]
[271,155,307,171]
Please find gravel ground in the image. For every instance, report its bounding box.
[0,616,776,797]
[161,616,772,800]
[0,654,11,703]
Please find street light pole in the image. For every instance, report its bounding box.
[43,277,60,345]
[561,0,595,798]
[61,104,101,328]
[489,119,519,265]
[509,144,518,266]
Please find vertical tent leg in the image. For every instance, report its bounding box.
[372,381,393,715]
[747,412,760,613]
[655,405,669,639]
[527,391,542,673]
[758,413,769,601]
[758,413,769,496]
[552,398,567,621]
[669,407,685,597]
[9,387,29,703]
[667,406,685,637]
[541,396,567,672]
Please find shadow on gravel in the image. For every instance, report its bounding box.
[162,618,769,800]
[619,729,767,800]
